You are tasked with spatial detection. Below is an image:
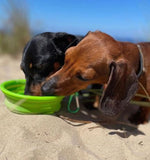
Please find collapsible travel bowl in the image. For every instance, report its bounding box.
[0,79,64,114]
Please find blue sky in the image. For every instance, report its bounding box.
[0,0,150,41]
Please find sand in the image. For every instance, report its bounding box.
[0,54,150,160]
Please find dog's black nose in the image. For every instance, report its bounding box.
[41,77,58,96]
[41,84,54,96]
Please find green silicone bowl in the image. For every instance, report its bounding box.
[0,79,64,114]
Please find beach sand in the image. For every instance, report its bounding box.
[0,54,150,160]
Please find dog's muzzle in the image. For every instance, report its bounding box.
[41,76,58,96]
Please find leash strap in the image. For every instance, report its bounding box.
[67,92,80,113]
[137,44,144,78]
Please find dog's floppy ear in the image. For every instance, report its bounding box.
[100,61,138,116]
[53,33,79,52]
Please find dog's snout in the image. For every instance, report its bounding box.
[41,77,58,96]
[41,83,54,96]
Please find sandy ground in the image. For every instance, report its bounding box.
[0,54,150,160]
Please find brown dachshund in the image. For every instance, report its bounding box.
[41,31,150,124]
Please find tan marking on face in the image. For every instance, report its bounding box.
[30,83,42,96]
[29,63,32,69]
[54,62,61,72]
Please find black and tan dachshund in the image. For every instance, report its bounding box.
[20,32,83,95]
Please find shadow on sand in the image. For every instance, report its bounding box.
[56,96,145,138]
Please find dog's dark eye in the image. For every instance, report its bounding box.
[76,74,89,81]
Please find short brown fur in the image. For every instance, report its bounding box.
[42,31,150,124]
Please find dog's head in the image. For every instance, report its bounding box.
[20,32,82,95]
[41,31,139,116]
